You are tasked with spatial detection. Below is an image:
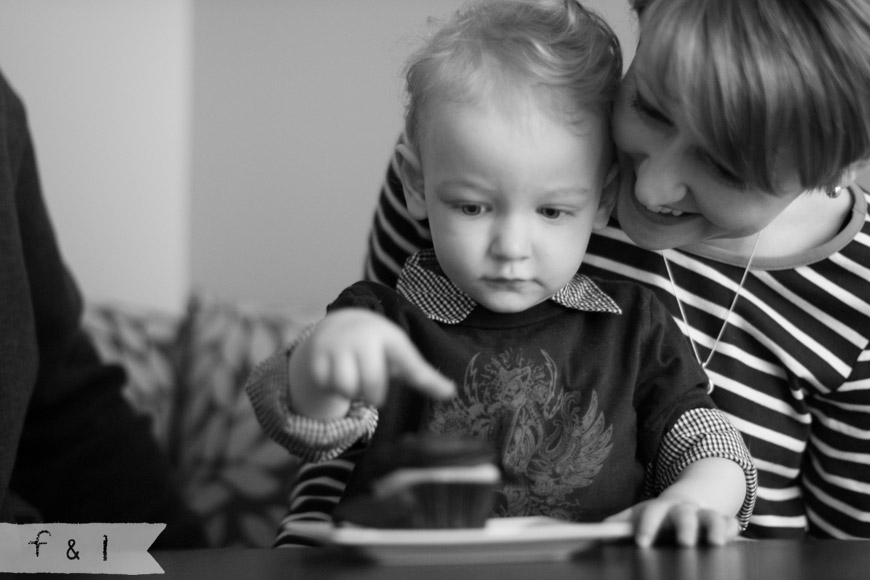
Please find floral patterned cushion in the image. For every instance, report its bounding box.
[82,303,179,450]
[82,295,309,548]
[174,295,307,548]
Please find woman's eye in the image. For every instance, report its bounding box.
[698,152,748,190]
[713,165,747,190]
[629,91,671,126]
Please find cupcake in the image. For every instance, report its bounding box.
[336,433,501,529]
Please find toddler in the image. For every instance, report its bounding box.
[248,0,756,546]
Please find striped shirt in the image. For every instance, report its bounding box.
[353,151,870,540]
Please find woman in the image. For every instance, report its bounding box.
[260,0,870,541]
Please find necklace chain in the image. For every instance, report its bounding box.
[661,234,761,388]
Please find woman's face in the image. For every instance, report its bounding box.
[611,49,807,251]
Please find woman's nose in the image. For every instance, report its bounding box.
[632,152,689,208]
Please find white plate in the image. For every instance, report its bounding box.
[285,517,633,565]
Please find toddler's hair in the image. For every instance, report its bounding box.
[634,0,870,192]
[402,0,621,152]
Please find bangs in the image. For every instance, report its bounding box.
[639,0,855,193]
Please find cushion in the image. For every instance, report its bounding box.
[174,294,309,548]
[82,303,179,450]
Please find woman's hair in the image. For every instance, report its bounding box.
[402,0,622,152]
[635,0,870,192]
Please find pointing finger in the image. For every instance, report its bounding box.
[383,330,455,400]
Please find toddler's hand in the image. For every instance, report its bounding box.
[289,308,454,419]
[605,497,740,548]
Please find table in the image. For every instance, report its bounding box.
[57,539,870,580]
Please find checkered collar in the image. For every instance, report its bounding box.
[396,249,622,324]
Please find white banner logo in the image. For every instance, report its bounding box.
[0,523,164,574]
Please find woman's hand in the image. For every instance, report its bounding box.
[288,308,455,420]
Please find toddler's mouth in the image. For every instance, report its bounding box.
[483,278,532,289]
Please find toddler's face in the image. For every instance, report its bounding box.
[417,99,611,313]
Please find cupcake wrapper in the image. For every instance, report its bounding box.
[407,482,495,529]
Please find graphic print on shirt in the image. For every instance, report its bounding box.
[426,348,613,520]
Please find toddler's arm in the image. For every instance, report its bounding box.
[607,457,747,547]
[606,405,756,547]
[289,308,455,420]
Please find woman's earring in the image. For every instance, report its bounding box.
[826,185,844,198]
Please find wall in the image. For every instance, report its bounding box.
[189,0,635,318]
[2,1,863,316]
[0,0,191,311]
[0,0,633,318]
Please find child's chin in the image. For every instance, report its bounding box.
[476,295,544,313]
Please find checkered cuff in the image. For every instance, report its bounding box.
[244,325,378,463]
[646,408,758,530]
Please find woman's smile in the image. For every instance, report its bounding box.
[626,182,699,225]
[645,205,686,217]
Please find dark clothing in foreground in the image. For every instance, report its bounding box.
[0,68,206,549]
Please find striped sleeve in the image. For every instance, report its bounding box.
[273,445,364,547]
[647,408,758,530]
[363,138,432,286]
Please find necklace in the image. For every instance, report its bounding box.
[661,233,761,393]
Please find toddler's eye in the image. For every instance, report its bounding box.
[539,207,565,219]
[458,204,483,216]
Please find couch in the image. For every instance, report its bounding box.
[82,294,315,548]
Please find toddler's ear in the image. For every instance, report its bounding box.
[396,143,428,220]
[594,161,619,230]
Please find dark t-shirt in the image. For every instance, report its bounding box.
[332,277,712,521]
